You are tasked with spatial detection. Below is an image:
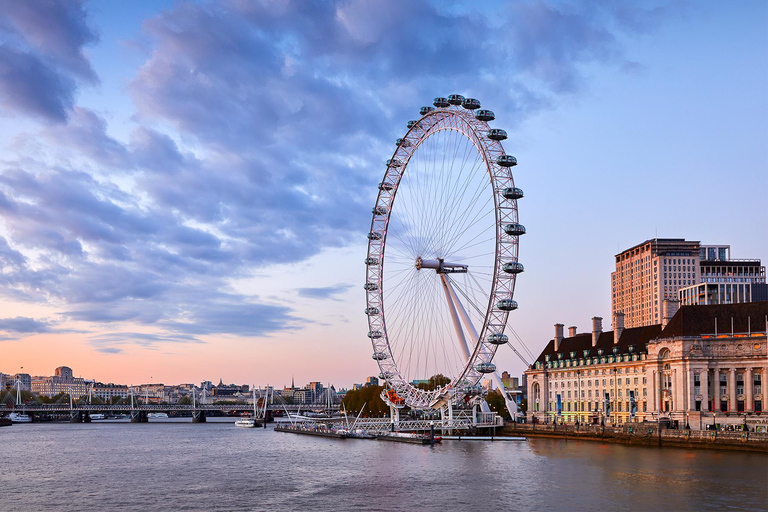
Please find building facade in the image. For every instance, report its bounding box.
[612,238,766,328]
[525,302,768,430]
[31,366,88,398]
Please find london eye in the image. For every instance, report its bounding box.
[365,95,525,414]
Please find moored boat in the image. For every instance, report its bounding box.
[90,413,106,420]
[7,412,32,423]
[147,412,169,419]
[235,417,257,428]
[377,432,441,445]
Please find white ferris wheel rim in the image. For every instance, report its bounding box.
[365,97,522,410]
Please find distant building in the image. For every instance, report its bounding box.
[365,376,379,387]
[32,366,88,398]
[93,382,130,401]
[13,373,31,391]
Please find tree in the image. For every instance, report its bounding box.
[416,374,451,391]
[485,389,511,419]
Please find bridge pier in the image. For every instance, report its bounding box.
[70,411,82,423]
[130,411,148,423]
[192,410,206,423]
[82,412,91,423]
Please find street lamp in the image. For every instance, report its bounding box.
[713,411,717,431]
[685,411,690,430]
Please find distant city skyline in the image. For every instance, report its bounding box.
[0,1,766,387]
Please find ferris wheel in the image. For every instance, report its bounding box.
[365,95,524,411]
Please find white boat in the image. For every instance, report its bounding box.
[235,417,256,428]
[147,412,169,419]
[90,413,106,420]
[8,412,32,423]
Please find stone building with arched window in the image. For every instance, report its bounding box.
[525,302,768,430]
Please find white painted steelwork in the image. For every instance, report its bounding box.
[365,97,524,409]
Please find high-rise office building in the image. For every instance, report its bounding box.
[612,238,765,328]
[611,238,701,328]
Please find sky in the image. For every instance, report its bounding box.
[0,0,765,388]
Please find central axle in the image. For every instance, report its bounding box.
[415,257,468,274]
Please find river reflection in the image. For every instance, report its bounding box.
[2,420,765,512]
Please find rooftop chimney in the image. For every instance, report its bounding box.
[613,312,624,345]
[568,326,577,337]
[554,323,564,352]
[591,316,603,347]
[662,299,679,328]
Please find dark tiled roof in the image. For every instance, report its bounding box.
[660,301,768,338]
[534,324,662,363]
[533,301,768,364]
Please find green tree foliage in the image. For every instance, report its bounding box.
[178,395,192,405]
[485,389,511,419]
[342,385,387,416]
[416,374,451,391]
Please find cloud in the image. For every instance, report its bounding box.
[0,316,52,334]
[0,0,98,121]
[297,284,354,301]
[0,0,672,351]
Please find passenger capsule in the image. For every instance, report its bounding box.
[461,385,484,395]
[487,129,508,141]
[475,362,496,374]
[496,155,517,167]
[386,158,402,167]
[447,94,465,105]
[419,106,435,116]
[371,351,388,360]
[433,97,450,108]
[396,138,411,147]
[502,262,524,274]
[475,109,495,121]
[365,307,380,316]
[407,120,417,129]
[364,257,380,266]
[504,223,526,236]
[497,299,518,311]
[368,330,383,339]
[487,333,509,345]
[462,98,481,110]
[379,371,392,380]
[502,187,524,199]
[372,206,388,216]
[368,231,382,240]
[363,282,378,291]
[379,182,394,191]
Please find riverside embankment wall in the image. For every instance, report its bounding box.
[502,423,768,453]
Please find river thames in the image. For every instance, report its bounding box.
[2,419,766,511]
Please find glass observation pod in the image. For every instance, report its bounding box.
[487,333,509,345]
[502,261,524,274]
[378,182,394,191]
[395,138,412,147]
[365,307,380,315]
[496,154,517,167]
[504,223,526,236]
[386,158,403,167]
[371,351,388,360]
[475,362,496,374]
[368,231,382,240]
[487,128,508,141]
[497,299,518,311]
[447,94,465,105]
[368,330,383,339]
[407,120,417,129]
[363,282,378,291]
[475,109,495,121]
[459,385,482,395]
[364,257,379,266]
[433,97,450,108]
[379,371,393,380]
[462,98,481,110]
[502,187,524,199]
[372,206,388,216]
[420,106,435,115]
